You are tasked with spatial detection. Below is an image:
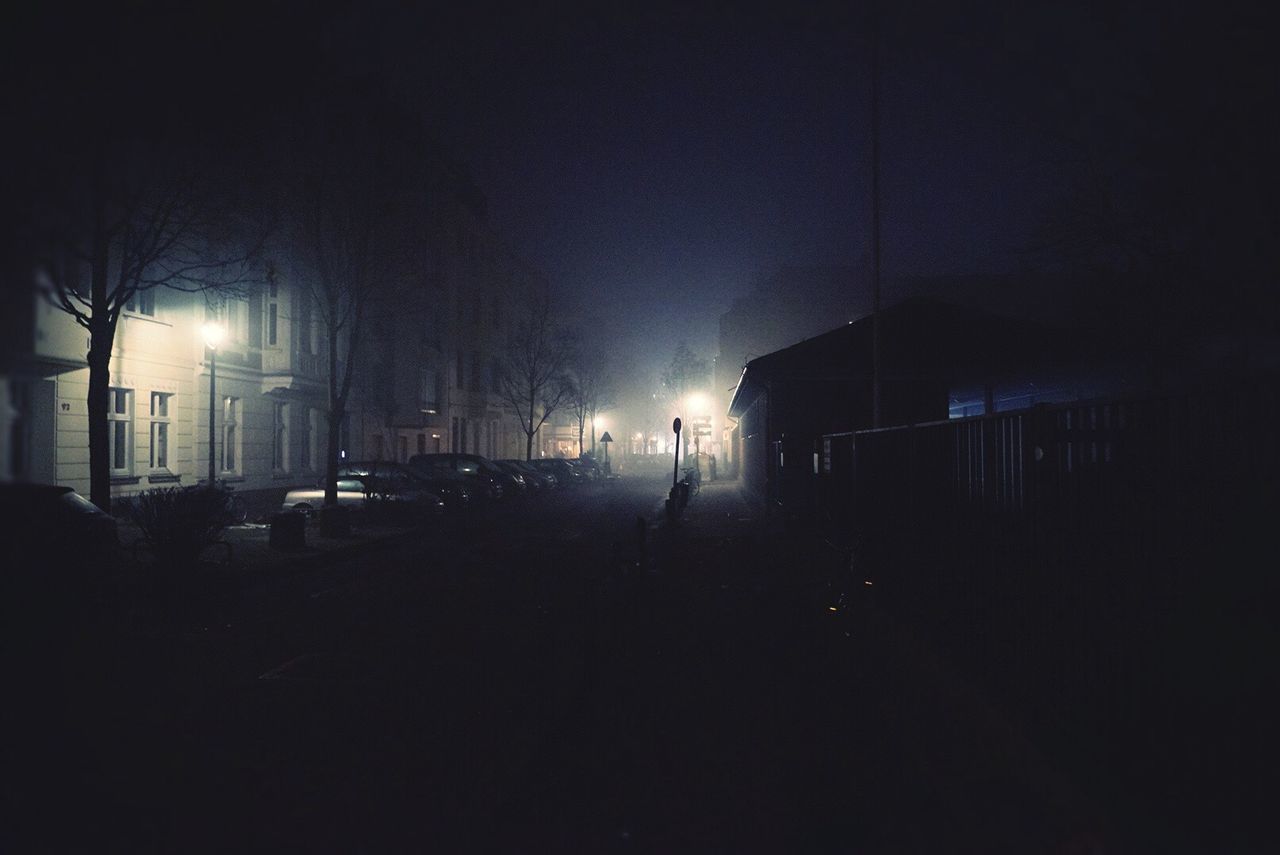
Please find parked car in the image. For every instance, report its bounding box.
[573,455,604,480]
[408,453,516,500]
[0,483,119,559]
[339,462,474,513]
[500,459,557,492]
[492,460,537,494]
[281,473,445,520]
[529,457,584,486]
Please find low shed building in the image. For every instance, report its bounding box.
[726,298,1085,519]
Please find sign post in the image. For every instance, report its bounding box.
[671,417,682,488]
[599,430,613,476]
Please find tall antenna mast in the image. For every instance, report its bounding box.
[870,0,883,428]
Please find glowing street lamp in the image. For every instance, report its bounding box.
[684,392,711,475]
[591,414,605,456]
[201,320,226,486]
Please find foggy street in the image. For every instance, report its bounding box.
[4,2,1277,851]
[12,475,1120,853]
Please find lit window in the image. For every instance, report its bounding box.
[109,388,133,475]
[149,392,172,470]
[221,396,240,474]
[125,290,156,316]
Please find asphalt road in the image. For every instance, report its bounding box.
[12,474,1123,853]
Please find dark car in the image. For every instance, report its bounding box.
[339,462,474,513]
[573,455,604,481]
[529,457,584,486]
[0,483,119,553]
[408,453,516,500]
[492,460,538,494]
[500,459,557,491]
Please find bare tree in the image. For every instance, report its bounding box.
[498,289,573,461]
[279,92,421,509]
[29,135,261,511]
[566,346,617,457]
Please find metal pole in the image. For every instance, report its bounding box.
[207,346,217,486]
[870,0,883,429]
[672,418,682,488]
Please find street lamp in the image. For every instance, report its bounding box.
[201,320,226,486]
[685,392,710,475]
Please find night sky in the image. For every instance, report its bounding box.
[5,0,1276,386]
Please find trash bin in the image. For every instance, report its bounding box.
[269,511,306,550]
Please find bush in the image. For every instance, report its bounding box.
[126,485,236,568]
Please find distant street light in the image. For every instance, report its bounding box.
[201,320,226,486]
[592,414,605,456]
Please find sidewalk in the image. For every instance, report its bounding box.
[644,476,1110,852]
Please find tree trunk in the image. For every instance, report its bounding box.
[87,187,113,512]
[527,392,536,461]
[86,333,112,512]
[577,418,585,458]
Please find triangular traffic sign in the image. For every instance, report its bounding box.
[599,431,614,443]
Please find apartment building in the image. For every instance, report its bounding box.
[2,271,330,503]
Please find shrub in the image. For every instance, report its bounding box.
[126,485,235,568]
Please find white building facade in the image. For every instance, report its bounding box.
[3,273,329,503]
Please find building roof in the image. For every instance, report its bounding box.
[727,297,1076,419]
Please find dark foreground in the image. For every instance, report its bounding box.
[4,475,1262,852]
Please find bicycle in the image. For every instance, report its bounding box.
[681,466,702,497]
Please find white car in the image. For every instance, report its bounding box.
[281,476,445,519]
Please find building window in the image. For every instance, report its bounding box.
[471,351,483,394]
[266,279,279,347]
[109,388,133,475]
[209,298,248,343]
[125,290,156,317]
[398,435,408,462]
[221,396,240,474]
[272,400,289,472]
[300,407,318,471]
[149,392,172,470]
[416,433,426,455]
[451,417,460,453]
[295,293,314,355]
[420,368,439,412]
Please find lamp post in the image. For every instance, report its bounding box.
[201,320,226,486]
